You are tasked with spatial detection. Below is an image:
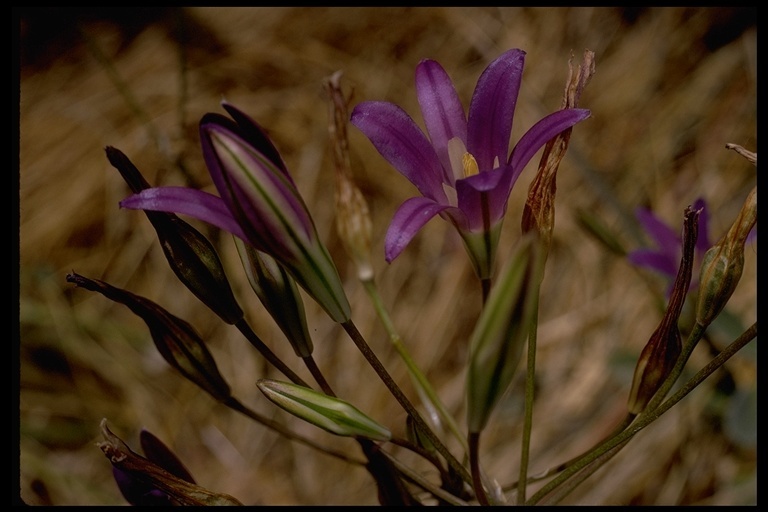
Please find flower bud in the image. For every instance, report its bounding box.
[106,146,244,325]
[66,273,231,402]
[234,238,313,357]
[200,105,352,322]
[466,234,543,433]
[695,186,756,328]
[627,206,698,414]
[257,379,391,441]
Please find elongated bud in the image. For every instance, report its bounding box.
[234,238,313,357]
[66,272,231,402]
[100,420,242,506]
[696,186,756,328]
[325,71,375,282]
[200,105,351,322]
[105,146,244,325]
[466,234,543,433]
[627,206,698,414]
[257,379,391,441]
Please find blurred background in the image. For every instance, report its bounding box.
[17,7,756,505]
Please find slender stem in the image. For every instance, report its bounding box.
[506,412,635,491]
[388,436,448,481]
[380,450,469,506]
[302,355,335,396]
[341,319,472,486]
[526,322,756,505]
[223,396,364,465]
[468,431,491,506]
[361,277,468,452]
[234,319,309,387]
[516,290,540,504]
[537,438,630,506]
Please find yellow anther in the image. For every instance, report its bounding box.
[462,152,479,177]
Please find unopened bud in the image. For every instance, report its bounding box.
[66,273,232,402]
[106,146,244,325]
[257,379,391,441]
[627,206,698,414]
[696,186,756,327]
[466,234,543,433]
[234,238,313,357]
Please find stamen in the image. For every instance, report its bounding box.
[463,152,479,178]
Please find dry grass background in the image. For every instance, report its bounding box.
[17,7,757,506]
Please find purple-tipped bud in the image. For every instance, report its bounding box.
[66,273,231,402]
[627,206,698,414]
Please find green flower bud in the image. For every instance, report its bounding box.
[466,234,543,433]
[695,186,756,328]
[66,273,231,402]
[235,238,313,357]
[257,379,391,441]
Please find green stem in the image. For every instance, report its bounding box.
[341,319,472,486]
[526,322,756,505]
[234,319,308,387]
[361,277,468,453]
[516,288,540,504]
[302,355,335,396]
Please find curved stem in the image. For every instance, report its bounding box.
[361,277,468,453]
[341,319,472,486]
[526,322,756,505]
[468,431,491,506]
[234,318,309,387]
[302,355,335,396]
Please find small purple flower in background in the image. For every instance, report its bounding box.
[351,48,590,279]
[628,198,711,293]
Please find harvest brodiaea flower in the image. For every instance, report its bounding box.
[350,49,590,279]
[120,103,351,322]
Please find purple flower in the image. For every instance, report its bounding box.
[628,198,711,292]
[350,49,590,279]
[120,103,351,322]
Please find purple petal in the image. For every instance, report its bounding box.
[120,187,248,241]
[200,121,316,258]
[455,169,508,232]
[350,101,448,203]
[692,197,711,251]
[219,102,292,180]
[635,207,680,254]
[467,49,525,172]
[627,248,678,278]
[385,196,453,262]
[415,59,467,183]
[508,108,591,179]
